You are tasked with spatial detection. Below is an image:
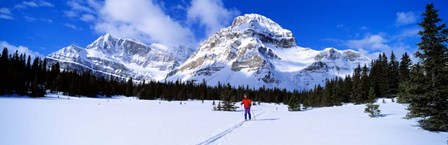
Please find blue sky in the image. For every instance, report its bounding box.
[0,0,447,60]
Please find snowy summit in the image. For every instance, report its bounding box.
[167,13,370,91]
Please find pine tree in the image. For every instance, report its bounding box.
[365,86,381,117]
[25,55,31,91]
[398,53,412,103]
[399,53,412,81]
[322,80,332,106]
[68,73,77,96]
[125,77,133,97]
[288,94,300,111]
[367,86,376,103]
[49,63,60,93]
[351,64,362,103]
[407,3,448,131]
[379,53,389,97]
[365,103,381,117]
[359,64,370,103]
[342,75,353,102]
[0,48,8,94]
[219,84,237,111]
[388,51,400,96]
[30,75,45,97]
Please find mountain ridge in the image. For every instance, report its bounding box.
[46,34,192,81]
[47,13,370,91]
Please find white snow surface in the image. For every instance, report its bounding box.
[0,94,446,145]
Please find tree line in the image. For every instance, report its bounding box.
[0,48,128,98]
[0,48,293,103]
[289,51,410,109]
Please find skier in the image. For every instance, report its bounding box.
[241,93,252,120]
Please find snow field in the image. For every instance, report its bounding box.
[0,95,446,145]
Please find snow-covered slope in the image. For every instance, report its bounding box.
[0,95,445,145]
[46,34,193,81]
[167,14,370,90]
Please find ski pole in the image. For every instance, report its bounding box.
[252,109,255,120]
[242,108,245,120]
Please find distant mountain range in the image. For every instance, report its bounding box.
[46,13,370,91]
[46,34,192,81]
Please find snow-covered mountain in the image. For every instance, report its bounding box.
[166,13,370,90]
[46,34,193,81]
[47,13,369,91]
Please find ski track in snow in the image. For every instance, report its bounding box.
[196,110,270,145]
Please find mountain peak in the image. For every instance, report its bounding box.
[231,13,292,37]
[99,33,114,41]
[86,33,118,49]
[97,33,117,42]
[231,14,278,27]
[221,13,297,48]
[67,44,83,50]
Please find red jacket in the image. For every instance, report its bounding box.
[241,98,252,109]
